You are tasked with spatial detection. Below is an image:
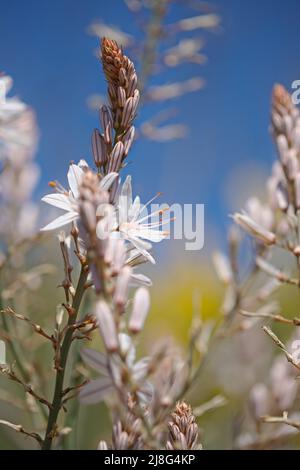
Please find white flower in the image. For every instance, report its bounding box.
[232,212,276,246]
[116,175,169,262]
[0,76,26,120]
[0,75,38,159]
[79,334,152,405]
[40,162,118,231]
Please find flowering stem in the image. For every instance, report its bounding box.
[41,266,88,450]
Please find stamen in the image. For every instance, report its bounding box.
[138,207,169,224]
[136,192,163,220]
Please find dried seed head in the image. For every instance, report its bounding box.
[166,401,201,450]
[112,416,143,450]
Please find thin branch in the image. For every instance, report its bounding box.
[261,413,300,432]
[0,419,42,445]
[262,326,300,371]
[1,307,54,342]
[240,309,300,326]
[193,395,227,417]
[0,365,51,410]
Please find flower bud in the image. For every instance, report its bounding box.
[232,213,276,245]
[95,300,118,353]
[129,287,150,334]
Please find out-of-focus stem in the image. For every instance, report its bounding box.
[139,0,169,95]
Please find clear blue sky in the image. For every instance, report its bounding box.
[1,0,300,240]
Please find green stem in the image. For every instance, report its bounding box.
[0,277,49,422]
[64,292,91,449]
[41,267,88,450]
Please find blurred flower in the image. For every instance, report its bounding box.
[146,77,204,102]
[79,334,152,405]
[232,212,276,245]
[166,401,202,450]
[164,38,206,67]
[128,286,150,333]
[41,161,118,231]
[212,251,233,285]
[0,74,39,242]
[175,13,220,32]
[88,21,132,47]
[270,355,298,412]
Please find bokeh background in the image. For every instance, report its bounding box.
[1,0,300,449]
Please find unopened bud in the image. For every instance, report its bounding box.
[95,300,118,353]
[232,213,276,245]
[114,266,132,310]
[92,129,107,168]
[128,287,150,334]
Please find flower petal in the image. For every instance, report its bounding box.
[67,164,84,198]
[133,357,150,382]
[79,377,114,405]
[138,381,153,405]
[40,211,78,231]
[80,348,108,375]
[130,273,153,287]
[118,175,132,225]
[129,196,141,221]
[119,333,136,366]
[126,236,156,264]
[78,159,89,170]
[100,172,119,191]
[41,193,73,211]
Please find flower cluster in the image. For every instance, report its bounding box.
[213,85,300,447]
[33,37,203,451]
[92,38,138,176]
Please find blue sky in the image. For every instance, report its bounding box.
[1,0,300,248]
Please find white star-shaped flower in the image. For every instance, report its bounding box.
[41,161,118,231]
[79,334,152,405]
[116,175,169,263]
